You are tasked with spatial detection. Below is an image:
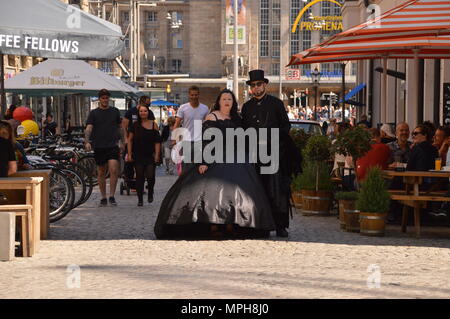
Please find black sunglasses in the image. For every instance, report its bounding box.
[249,81,265,88]
[412,131,423,136]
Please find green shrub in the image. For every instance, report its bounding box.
[303,135,332,162]
[297,161,333,191]
[335,191,359,201]
[356,167,390,213]
[290,128,311,154]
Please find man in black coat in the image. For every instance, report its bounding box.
[241,70,299,238]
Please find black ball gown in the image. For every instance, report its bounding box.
[154,116,275,239]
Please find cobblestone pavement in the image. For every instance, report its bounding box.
[1,167,450,299]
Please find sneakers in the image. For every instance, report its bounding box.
[108,197,117,206]
[137,201,143,207]
[99,198,107,207]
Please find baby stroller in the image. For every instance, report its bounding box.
[119,159,136,195]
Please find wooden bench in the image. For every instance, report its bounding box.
[0,177,43,254]
[0,205,33,257]
[383,170,450,238]
[12,170,51,240]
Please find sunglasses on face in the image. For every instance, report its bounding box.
[249,81,264,88]
[412,131,423,137]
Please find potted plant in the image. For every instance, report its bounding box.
[334,191,359,232]
[332,125,372,189]
[291,173,303,209]
[356,167,391,236]
[299,135,333,216]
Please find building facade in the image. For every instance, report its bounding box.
[96,0,356,108]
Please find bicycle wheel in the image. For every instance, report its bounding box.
[49,169,75,223]
[61,168,86,209]
[66,163,93,205]
[78,155,98,186]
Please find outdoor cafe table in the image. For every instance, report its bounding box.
[382,170,450,238]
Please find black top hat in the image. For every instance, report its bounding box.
[246,69,269,85]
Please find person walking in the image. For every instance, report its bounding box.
[122,95,157,194]
[173,86,209,173]
[126,105,161,206]
[85,89,125,207]
[161,116,176,175]
[241,70,298,238]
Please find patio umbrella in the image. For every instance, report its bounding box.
[288,0,450,124]
[4,59,139,98]
[0,0,125,115]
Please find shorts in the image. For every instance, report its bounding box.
[94,147,120,166]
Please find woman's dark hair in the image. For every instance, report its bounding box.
[133,105,153,140]
[0,120,15,144]
[436,125,450,138]
[415,124,432,142]
[212,89,241,125]
[4,104,16,120]
[422,121,436,139]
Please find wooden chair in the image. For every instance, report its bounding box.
[0,205,33,257]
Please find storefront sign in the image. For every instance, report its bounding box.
[285,68,301,81]
[292,0,343,33]
[444,83,450,125]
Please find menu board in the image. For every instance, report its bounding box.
[444,83,450,125]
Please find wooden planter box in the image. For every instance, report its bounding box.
[291,190,303,209]
[359,212,387,237]
[301,190,332,216]
[342,200,359,233]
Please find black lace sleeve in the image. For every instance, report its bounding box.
[200,119,218,166]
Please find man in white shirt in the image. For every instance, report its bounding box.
[173,86,209,173]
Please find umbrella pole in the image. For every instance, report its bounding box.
[0,54,5,119]
[341,63,346,123]
[382,57,388,124]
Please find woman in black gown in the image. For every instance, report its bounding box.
[154,89,275,239]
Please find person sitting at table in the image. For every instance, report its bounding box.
[432,126,450,166]
[380,123,396,144]
[356,128,390,181]
[407,124,438,171]
[0,121,32,171]
[387,122,412,168]
[0,122,17,177]
[332,122,355,190]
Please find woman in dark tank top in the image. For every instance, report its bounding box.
[126,105,161,206]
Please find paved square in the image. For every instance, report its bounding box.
[1,167,450,298]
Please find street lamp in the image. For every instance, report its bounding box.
[311,67,321,121]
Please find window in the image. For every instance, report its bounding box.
[172,59,182,73]
[121,11,129,23]
[321,63,331,74]
[272,25,280,57]
[172,32,183,49]
[271,63,280,76]
[301,64,311,76]
[147,11,157,22]
[147,32,158,49]
[260,0,270,58]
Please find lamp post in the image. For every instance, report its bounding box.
[311,67,321,121]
